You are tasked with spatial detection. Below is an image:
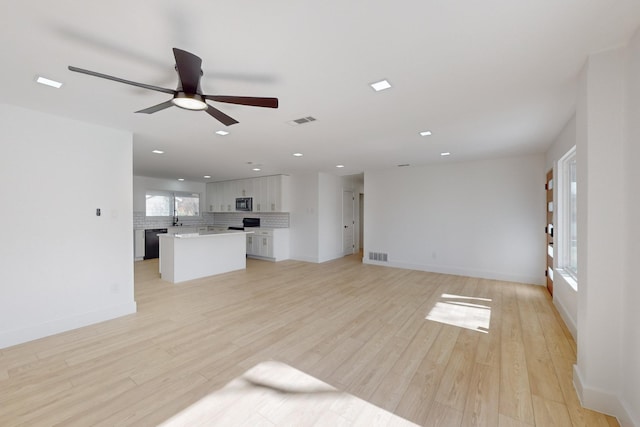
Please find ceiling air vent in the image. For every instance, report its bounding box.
[287,116,317,126]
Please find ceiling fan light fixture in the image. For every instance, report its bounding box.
[172,93,207,110]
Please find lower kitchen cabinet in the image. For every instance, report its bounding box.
[246,228,289,261]
[134,229,145,260]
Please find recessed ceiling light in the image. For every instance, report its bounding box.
[252,168,261,171]
[336,165,345,168]
[293,153,303,157]
[216,130,229,136]
[152,150,164,154]
[420,131,432,136]
[36,76,63,89]
[370,79,391,92]
[440,152,451,157]
[203,175,211,179]
[178,178,185,181]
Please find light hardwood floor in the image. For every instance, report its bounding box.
[0,255,618,426]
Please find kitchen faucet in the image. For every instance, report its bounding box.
[172,214,180,226]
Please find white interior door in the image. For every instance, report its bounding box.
[343,190,355,255]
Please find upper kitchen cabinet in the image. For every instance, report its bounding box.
[252,175,290,212]
[206,175,290,213]
[206,181,225,212]
[237,178,254,198]
[259,175,290,212]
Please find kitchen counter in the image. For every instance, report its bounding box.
[158,230,252,283]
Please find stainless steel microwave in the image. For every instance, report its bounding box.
[235,197,253,211]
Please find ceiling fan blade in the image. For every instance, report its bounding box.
[204,95,279,108]
[173,48,202,94]
[68,66,175,95]
[205,104,238,126]
[135,100,174,114]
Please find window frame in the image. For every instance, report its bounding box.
[557,146,577,284]
[145,190,201,218]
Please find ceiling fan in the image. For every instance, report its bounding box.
[68,48,278,126]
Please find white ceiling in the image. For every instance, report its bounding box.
[2,1,639,182]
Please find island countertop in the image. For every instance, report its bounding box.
[162,230,254,239]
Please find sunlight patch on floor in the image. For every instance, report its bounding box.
[426,293,492,333]
[159,361,420,426]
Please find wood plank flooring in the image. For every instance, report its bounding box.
[0,254,618,426]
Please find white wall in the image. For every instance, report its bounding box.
[574,46,627,419]
[623,26,640,427]
[289,172,320,262]
[364,155,545,285]
[133,176,206,213]
[544,115,578,338]
[289,172,363,263]
[0,104,136,349]
[572,36,639,426]
[318,173,345,262]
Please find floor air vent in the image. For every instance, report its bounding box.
[368,252,388,262]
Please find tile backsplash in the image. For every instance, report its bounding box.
[133,212,289,229]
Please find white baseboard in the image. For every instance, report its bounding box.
[363,259,543,286]
[0,301,137,350]
[289,255,320,263]
[553,297,577,340]
[573,364,638,427]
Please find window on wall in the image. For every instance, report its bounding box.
[558,146,577,283]
[145,191,200,217]
[145,191,172,216]
[175,193,200,216]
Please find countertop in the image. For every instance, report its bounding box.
[159,230,254,239]
[136,225,289,231]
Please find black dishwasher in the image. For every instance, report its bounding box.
[144,228,167,260]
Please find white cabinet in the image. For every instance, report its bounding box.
[253,177,267,212]
[249,230,273,258]
[246,228,289,261]
[206,175,290,212]
[271,174,290,212]
[237,178,254,198]
[134,229,145,260]
[254,175,290,212]
[246,234,260,255]
[259,234,274,258]
[206,181,226,212]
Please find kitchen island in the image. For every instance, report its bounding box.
[158,230,253,283]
